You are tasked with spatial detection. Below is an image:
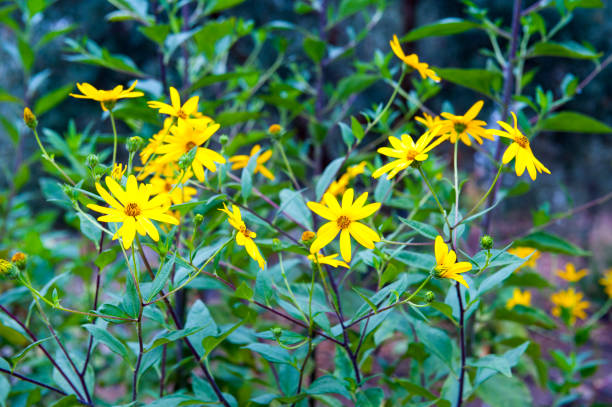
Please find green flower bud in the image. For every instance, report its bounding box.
[271,327,282,340]
[194,214,204,228]
[219,135,229,145]
[86,154,99,169]
[0,259,20,280]
[11,252,27,271]
[127,136,144,153]
[178,148,196,171]
[480,235,494,250]
[424,291,435,303]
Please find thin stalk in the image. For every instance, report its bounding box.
[418,166,452,231]
[276,139,300,190]
[32,128,76,185]
[457,163,503,226]
[132,309,144,401]
[109,110,118,168]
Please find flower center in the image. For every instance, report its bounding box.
[164,182,172,192]
[124,202,141,217]
[177,109,187,120]
[239,225,253,237]
[515,134,529,148]
[336,215,351,230]
[406,149,419,161]
[433,264,448,278]
[454,122,467,134]
[185,141,196,151]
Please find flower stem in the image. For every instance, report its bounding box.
[418,166,452,231]
[32,128,76,185]
[109,110,119,168]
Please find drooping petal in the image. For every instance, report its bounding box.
[310,222,340,254]
[339,229,352,262]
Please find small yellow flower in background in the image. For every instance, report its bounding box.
[506,288,532,310]
[556,263,588,283]
[389,35,440,82]
[147,86,199,120]
[325,161,367,198]
[308,252,350,269]
[148,172,197,205]
[439,100,494,146]
[156,118,226,182]
[111,163,126,181]
[490,112,550,181]
[598,268,612,298]
[433,236,472,288]
[140,118,174,164]
[372,128,445,180]
[551,288,589,324]
[301,230,316,243]
[307,189,381,262]
[229,145,275,181]
[508,247,540,271]
[218,203,265,269]
[23,107,37,129]
[87,175,179,249]
[415,112,442,130]
[70,81,143,111]
[11,252,27,271]
[268,124,282,134]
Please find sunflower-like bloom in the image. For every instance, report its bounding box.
[229,145,275,180]
[556,263,588,283]
[415,112,443,130]
[307,189,381,262]
[148,172,197,205]
[325,161,367,197]
[218,204,265,269]
[506,288,532,310]
[147,86,199,120]
[156,118,225,182]
[308,252,350,269]
[390,35,440,82]
[433,236,472,288]
[439,101,494,146]
[70,81,143,111]
[141,118,174,165]
[490,112,551,181]
[508,247,540,271]
[111,163,126,181]
[87,175,179,249]
[551,288,589,324]
[599,268,612,298]
[373,128,445,180]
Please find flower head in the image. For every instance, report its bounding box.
[140,118,174,165]
[308,252,350,269]
[0,259,19,279]
[433,236,472,288]
[415,112,442,130]
[11,252,27,270]
[229,145,275,180]
[218,204,265,269]
[491,112,550,181]
[70,81,143,111]
[268,124,282,134]
[551,288,589,324]
[87,175,179,249]
[147,86,199,119]
[373,127,445,179]
[508,247,540,271]
[23,107,37,129]
[439,101,494,146]
[325,161,367,197]
[148,171,197,205]
[307,189,381,262]
[111,163,126,181]
[599,269,612,298]
[506,288,531,309]
[390,35,440,82]
[556,263,588,283]
[156,118,225,182]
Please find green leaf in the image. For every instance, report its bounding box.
[399,218,438,239]
[11,337,52,371]
[435,68,502,97]
[471,342,529,378]
[353,287,378,313]
[315,157,344,201]
[77,212,102,250]
[17,36,34,71]
[337,0,376,21]
[476,259,526,297]
[84,324,130,360]
[539,111,612,134]
[95,246,120,269]
[0,88,22,104]
[235,281,254,300]
[475,375,532,407]
[243,343,294,364]
[216,111,261,127]
[121,274,140,319]
[278,189,313,230]
[138,24,170,45]
[96,303,132,324]
[185,300,219,357]
[145,327,204,352]
[201,316,251,360]
[412,319,454,367]
[336,74,379,99]
[351,116,364,141]
[514,231,589,256]
[204,0,246,14]
[147,253,176,302]
[505,271,553,289]
[494,305,556,329]
[306,375,351,398]
[34,83,73,116]
[430,301,457,324]
[531,41,602,59]
[402,18,480,42]
[303,36,326,63]
[49,395,79,407]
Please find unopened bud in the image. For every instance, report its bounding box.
[480,235,494,250]
[178,148,196,171]
[127,136,144,153]
[0,259,19,280]
[86,154,99,169]
[194,214,204,228]
[111,163,126,181]
[23,107,37,129]
[219,135,229,145]
[301,231,315,244]
[424,291,435,303]
[272,238,282,252]
[271,327,282,340]
[268,124,282,134]
[11,252,27,270]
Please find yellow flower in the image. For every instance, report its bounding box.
[346,161,367,178]
[324,161,367,198]
[87,175,179,249]
[148,173,197,205]
[268,124,282,134]
[70,81,143,111]
[433,236,472,288]
[506,288,532,309]
[111,163,126,181]
[23,107,37,129]
[301,230,316,243]
[490,112,550,181]
[389,35,440,82]
[140,118,174,164]
[307,189,381,262]
[415,112,442,130]
[556,263,588,283]
[372,128,445,180]
[156,118,226,182]
[551,288,589,324]
[218,204,265,269]
[599,269,612,298]
[147,86,199,119]
[439,101,494,146]
[229,145,275,181]
[308,253,350,269]
[508,247,540,271]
